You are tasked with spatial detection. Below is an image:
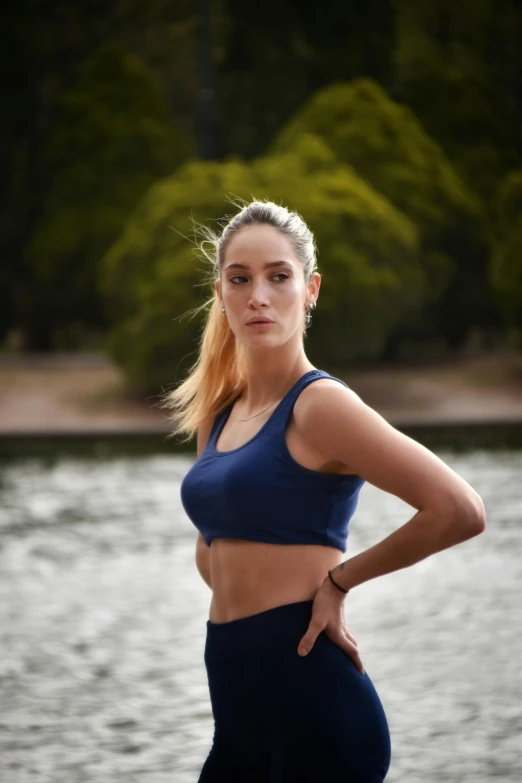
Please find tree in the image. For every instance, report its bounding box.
[392,0,522,200]
[0,0,199,349]
[24,44,193,348]
[489,169,522,338]
[101,134,424,391]
[270,78,494,348]
[215,0,394,158]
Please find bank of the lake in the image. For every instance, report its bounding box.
[0,350,521,441]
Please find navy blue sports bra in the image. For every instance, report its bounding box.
[180,369,365,553]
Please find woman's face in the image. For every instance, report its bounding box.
[216,224,320,350]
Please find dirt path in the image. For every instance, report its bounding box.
[0,351,521,436]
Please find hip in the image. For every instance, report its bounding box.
[203,598,391,780]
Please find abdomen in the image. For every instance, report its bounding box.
[208,538,343,622]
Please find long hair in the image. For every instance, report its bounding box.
[160,197,318,442]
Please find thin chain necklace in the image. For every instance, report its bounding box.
[234,368,315,422]
[235,399,280,422]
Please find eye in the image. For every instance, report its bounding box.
[229,273,289,284]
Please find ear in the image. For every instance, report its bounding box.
[308,271,321,302]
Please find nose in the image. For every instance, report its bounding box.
[248,280,270,309]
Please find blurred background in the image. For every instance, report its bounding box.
[0,1,521,781]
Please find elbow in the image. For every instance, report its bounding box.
[453,491,487,541]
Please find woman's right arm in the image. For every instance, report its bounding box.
[194,416,214,589]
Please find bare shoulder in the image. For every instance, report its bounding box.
[293,378,484,518]
[293,377,363,429]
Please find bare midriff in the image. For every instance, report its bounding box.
[207,538,343,623]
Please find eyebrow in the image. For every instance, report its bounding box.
[224,260,294,271]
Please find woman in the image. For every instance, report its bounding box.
[165,199,486,782]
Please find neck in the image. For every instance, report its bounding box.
[238,352,316,413]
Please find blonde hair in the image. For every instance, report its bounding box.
[160,197,318,442]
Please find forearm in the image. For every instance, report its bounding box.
[332,504,485,592]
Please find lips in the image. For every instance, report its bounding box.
[247,318,274,325]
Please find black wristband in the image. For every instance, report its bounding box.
[327,569,350,594]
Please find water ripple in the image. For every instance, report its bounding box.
[0,449,520,781]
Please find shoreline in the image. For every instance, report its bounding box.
[0,350,521,438]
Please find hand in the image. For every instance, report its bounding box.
[297,574,365,675]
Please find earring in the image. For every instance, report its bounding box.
[305,300,316,328]
[222,307,227,316]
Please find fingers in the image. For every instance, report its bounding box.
[297,605,363,675]
[298,626,364,675]
[341,634,365,675]
[344,629,358,646]
[298,618,325,657]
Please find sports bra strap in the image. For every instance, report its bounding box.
[208,404,229,443]
[273,369,349,426]
[207,369,350,445]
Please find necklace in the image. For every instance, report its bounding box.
[235,399,279,422]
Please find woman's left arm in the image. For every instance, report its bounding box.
[300,380,485,589]
[295,381,486,662]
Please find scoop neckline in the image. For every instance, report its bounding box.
[210,369,321,456]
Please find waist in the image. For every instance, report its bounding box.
[208,538,342,623]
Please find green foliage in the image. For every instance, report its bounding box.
[25,43,194,341]
[254,139,425,364]
[394,55,520,200]
[5,0,520,356]
[101,135,425,390]
[270,78,494,344]
[489,170,522,332]
[216,0,393,158]
[270,79,481,240]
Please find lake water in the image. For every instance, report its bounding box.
[0,443,521,782]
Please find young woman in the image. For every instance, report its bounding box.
[165,199,486,782]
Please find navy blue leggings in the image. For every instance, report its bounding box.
[198,599,391,782]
